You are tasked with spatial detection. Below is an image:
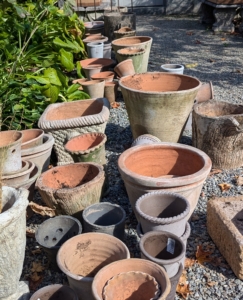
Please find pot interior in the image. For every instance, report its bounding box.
[0,131,22,147]
[118,47,145,55]
[66,134,104,151]
[31,286,77,300]
[21,129,43,143]
[113,36,150,46]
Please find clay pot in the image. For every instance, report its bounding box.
[21,129,44,149]
[92,258,171,300]
[132,134,161,147]
[160,64,184,74]
[57,232,130,300]
[195,81,214,103]
[114,59,135,77]
[35,216,82,271]
[166,263,184,300]
[118,143,212,220]
[36,162,105,220]
[83,65,104,80]
[87,42,104,59]
[91,71,115,82]
[135,192,190,237]
[102,271,159,300]
[2,160,29,176]
[117,47,145,74]
[81,80,105,98]
[83,36,108,50]
[0,130,22,173]
[119,73,201,142]
[139,231,186,278]
[104,81,118,104]
[65,132,107,166]
[72,78,89,84]
[114,27,136,39]
[80,58,115,76]
[30,284,78,300]
[82,202,126,240]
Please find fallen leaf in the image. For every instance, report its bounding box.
[236,176,243,186]
[218,183,231,192]
[191,214,200,221]
[31,248,42,255]
[207,281,217,287]
[48,164,53,169]
[186,31,194,36]
[176,270,191,299]
[209,169,222,176]
[221,37,226,41]
[26,229,35,238]
[184,257,196,268]
[111,102,120,108]
[195,39,201,44]
[235,69,242,73]
[208,58,215,63]
[196,245,213,265]
[29,275,43,291]
[29,201,56,217]
[185,63,198,69]
[31,261,45,273]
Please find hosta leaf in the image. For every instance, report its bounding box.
[26,75,50,85]
[55,68,68,88]
[53,37,77,51]
[59,48,74,72]
[42,85,60,103]
[44,68,62,86]
[66,83,79,95]
[67,90,90,100]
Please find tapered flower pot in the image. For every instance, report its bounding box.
[160,64,184,74]
[91,71,115,82]
[104,81,118,104]
[167,263,184,300]
[119,73,201,142]
[114,27,136,39]
[36,162,105,220]
[0,187,29,298]
[139,231,186,278]
[87,42,104,59]
[57,232,130,300]
[117,47,146,74]
[118,143,212,220]
[92,258,171,300]
[132,134,161,147]
[80,58,116,78]
[82,202,126,240]
[81,80,105,98]
[195,81,214,103]
[114,59,135,77]
[21,129,44,149]
[30,284,78,300]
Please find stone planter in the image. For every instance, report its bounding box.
[36,162,105,220]
[57,232,130,300]
[35,216,82,271]
[117,47,145,74]
[119,73,201,142]
[92,258,171,300]
[30,284,78,300]
[91,71,115,82]
[87,42,104,59]
[135,192,190,237]
[81,80,105,98]
[112,36,152,73]
[38,98,110,165]
[118,143,212,220]
[21,129,44,149]
[131,134,161,147]
[114,59,135,77]
[104,81,118,104]
[139,231,185,278]
[114,27,136,39]
[0,186,29,298]
[82,202,126,240]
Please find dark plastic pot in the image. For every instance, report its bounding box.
[82,202,126,241]
[30,284,78,300]
[35,216,82,271]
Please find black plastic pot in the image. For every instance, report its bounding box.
[30,284,78,300]
[35,216,82,271]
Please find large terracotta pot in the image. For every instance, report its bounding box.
[118,143,212,220]
[119,73,201,142]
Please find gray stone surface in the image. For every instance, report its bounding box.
[213,7,236,32]
[3,282,30,300]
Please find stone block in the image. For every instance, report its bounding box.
[207,196,243,279]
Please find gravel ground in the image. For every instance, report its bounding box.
[22,15,243,299]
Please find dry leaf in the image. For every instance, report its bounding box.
[236,69,242,73]
[218,183,231,192]
[209,169,222,176]
[31,248,42,255]
[29,201,56,217]
[26,229,35,238]
[29,275,43,291]
[196,245,213,265]
[31,261,45,273]
[184,257,196,268]
[185,63,198,69]
[111,102,120,108]
[208,58,215,63]
[236,176,243,186]
[176,270,191,299]
[186,31,194,36]
[207,281,217,287]
[221,37,226,41]
[191,214,200,221]
[48,164,53,169]
[195,39,201,44]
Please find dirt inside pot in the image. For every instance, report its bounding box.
[112,37,150,46]
[117,27,133,33]
[65,134,104,151]
[118,47,145,55]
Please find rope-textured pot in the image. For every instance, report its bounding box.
[38,98,110,165]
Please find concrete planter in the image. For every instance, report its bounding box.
[114,27,136,39]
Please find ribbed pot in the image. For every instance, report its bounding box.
[114,27,136,39]
[139,231,186,278]
[21,129,44,149]
[118,143,212,220]
[112,36,152,73]
[30,284,78,300]
[132,134,161,147]
[91,71,115,82]
[82,202,126,240]
[160,64,184,74]
[104,81,118,104]
[57,232,130,300]
[92,258,171,300]
[87,42,104,59]
[81,80,105,98]
[117,47,146,73]
[36,162,105,220]
[119,73,201,142]
[114,59,135,77]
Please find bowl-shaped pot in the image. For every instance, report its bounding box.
[21,129,44,149]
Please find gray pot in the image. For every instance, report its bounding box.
[166,263,184,300]
[82,202,126,240]
[160,64,184,74]
[30,284,78,300]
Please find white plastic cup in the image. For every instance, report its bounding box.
[160,64,184,74]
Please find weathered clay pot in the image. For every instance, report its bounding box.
[0,187,29,298]
[131,134,161,147]
[119,73,201,142]
[117,47,146,74]
[2,160,29,176]
[30,284,78,300]
[160,64,184,74]
[102,271,159,300]
[21,129,44,149]
[91,71,115,82]
[0,130,22,173]
[92,258,171,300]
[114,59,135,77]
[81,80,105,98]
[35,216,82,271]
[72,78,89,85]
[166,263,184,300]
[135,192,190,237]
[36,162,105,220]
[139,231,185,278]
[195,81,214,103]
[104,81,118,104]
[64,132,107,166]
[83,65,104,80]
[114,27,136,39]
[87,42,104,59]
[80,58,115,71]
[118,143,212,220]
[57,232,130,300]
[82,202,126,240]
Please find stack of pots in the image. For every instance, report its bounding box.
[83,34,112,60]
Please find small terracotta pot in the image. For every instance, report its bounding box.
[91,71,115,82]
[114,59,135,77]
[92,258,171,300]
[81,80,105,98]
[114,27,136,39]
[30,284,78,300]
[80,58,115,80]
[117,47,145,74]
[82,202,126,240]
[132,134,161,147]
[102,271,160,300]
[82,65,103,80]
[135,191,190,237]
[195,81,214,103]
[139,231,186,278]
[57,232,130,300]
[72,78,88,84]
[21,129,44,149]
[104,81,118,104]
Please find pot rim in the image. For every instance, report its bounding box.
[0,130,22,149]
[139,231,186,265]
[160,64,184,71]
[118,143,212,188]
[29,284,78,300]
[2,160,35,180]
[21,129,44,147]
[131,134,161,147]
[21,134,54,156]
[135,191,190,224]
[112,36,152,47]
[119,72,201,95]
[11,164,41,188]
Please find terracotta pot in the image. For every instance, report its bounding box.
[72,78,88,84]
[83,65,103,80]
[82,202,126,240]
[119,73,201,142]
[139,231,186,278]
[92,258,171,300]
[135,191,190,237]
[80,58,115,80]
[102,271,159,300]
[114,59,135,77]
[30,284,78,300]
[118,143,212,220]
[117,47,145,74]
[36,162,105,220]
[104,81,118,104]
[81,80,105,98]
[0,130,22,173]
[195,81,214,103]
[83,36,108,49]
[21,129,44,149]
[57,232,130,300]
[2,160,29,176]
[160,64,184,74]
[114,27,136,39]
[132,134,161,147]
[87,42,104,59]
[35,216,82,271]
[112,36,152,73]
[166,263,184,300]
[91,71,115,82]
